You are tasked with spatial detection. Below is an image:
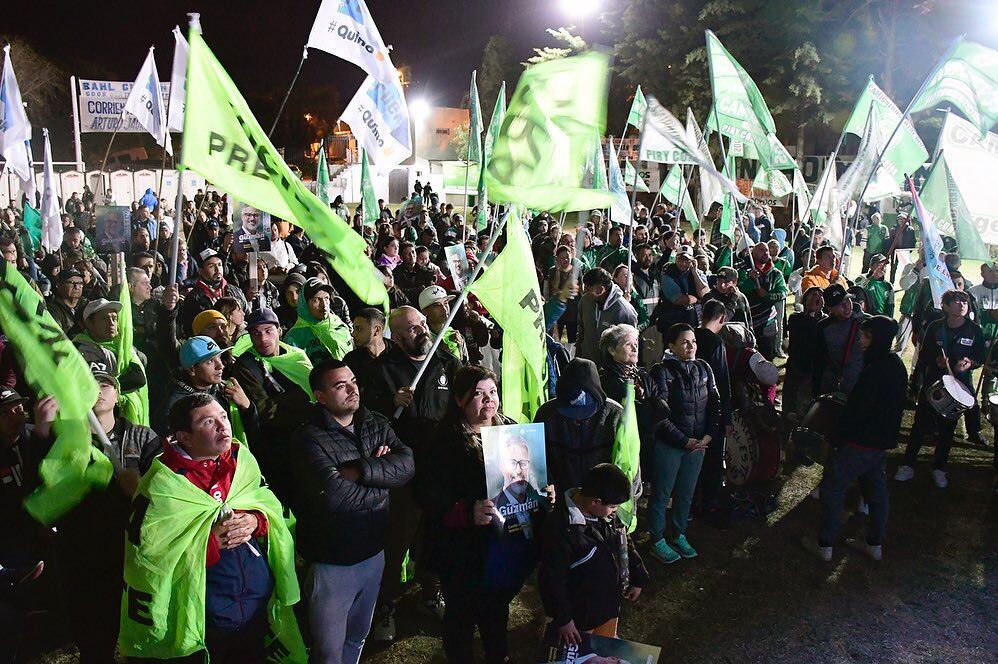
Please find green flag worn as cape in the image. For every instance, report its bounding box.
[612,382,641,533]
[182,29,388,309]
[284,295,354,363]
[119,445,306,661]
[232,334,315,401]
[470,208,546,423]
[0,261,108,525]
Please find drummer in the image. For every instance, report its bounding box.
[895,289,986,489]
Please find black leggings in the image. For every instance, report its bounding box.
[439,571,521,664]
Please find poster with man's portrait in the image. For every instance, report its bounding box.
[541,632,661,664]
[482,423,547,538]
[95,206,130,253]
[444,244,471,289]
[229,196,272,253]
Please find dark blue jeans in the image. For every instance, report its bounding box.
[818,445,889,547]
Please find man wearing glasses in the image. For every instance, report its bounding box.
[491,435,545,538]
[47,268,88,337]
[233,203,271,253]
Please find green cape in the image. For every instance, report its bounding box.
[284,295,353,363]
[232,334,315,401]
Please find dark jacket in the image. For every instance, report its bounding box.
[648,352,722,449]
[343,340,394,379]
[694,327,733,428]
[179,279,248,336]
[361,344,461,452]
[653,262,699,332]
[534,359,622,494]
[538,488,649,631]
[813,311,870,395]
[46,296,86,338]
[916,317,987,391]
[786,311,825,373]
[840,350,908,450]
[290,405,414,565]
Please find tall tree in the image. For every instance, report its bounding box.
[477,35,518,116]
[524,27,587,66]
[0,36,65,125]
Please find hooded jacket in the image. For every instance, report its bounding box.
[284,294,353,363]
[576,284,638,364]
[839,317,908,450]
[648,351,722,449]
[534,359,622,493]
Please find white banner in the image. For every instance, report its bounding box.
[934,112,998,244]
[78,79,172,133]
[307,0,397,83]
[340,75,411,169]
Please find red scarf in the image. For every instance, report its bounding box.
[195,276,228,302]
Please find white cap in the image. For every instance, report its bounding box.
[418,285,454,311]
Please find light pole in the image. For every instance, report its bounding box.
[410,98,430,180]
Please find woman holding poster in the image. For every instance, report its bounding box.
[414,365,554,664]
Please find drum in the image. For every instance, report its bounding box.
[988,393,998,426]
[726,406,783,486]
[793,393,847,465]
[927,376,975,419]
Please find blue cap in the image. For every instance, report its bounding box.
[556,386,599,420]
[179,335,229,369]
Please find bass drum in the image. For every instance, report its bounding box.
[792,393,847,464]
[726,405,783,486]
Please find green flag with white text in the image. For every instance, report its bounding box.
[752,165,793,198]
[910,40,998,138]
[661,164,698,228]
[920,152,990,261]
[468,70,484,164]
[361,150,378,227]
[470,208,546,423]
[485,51,614,212]
[316,140,330,205]
[625,161,650,193]
[182,29,387,308]
[626,85,646,130]
[0,261,108,525]
[612,382,641,533]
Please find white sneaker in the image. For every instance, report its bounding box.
[801,537,832,562]
[894,466,914,482]
[845,538,883,561]
[932,469,948,489]
[857,498,869,515]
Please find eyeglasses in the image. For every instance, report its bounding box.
[66,281,84,287]
[507,459,531,470]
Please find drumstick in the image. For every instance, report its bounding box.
[974,342,995,398]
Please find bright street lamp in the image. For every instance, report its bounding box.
[410,98,431,124]
[559,0,600,19]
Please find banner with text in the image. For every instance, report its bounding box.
[78,79,173,133]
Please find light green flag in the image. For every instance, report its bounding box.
[718,155,737,241]
[612,382,641,533]
[752,165,793,198]
[470,208,546,423]
[360,150,378,227]
[113,264,150,426]
[485,51,614,212]
[586,132,609,192]
[705,30,795,171]
[920,152,990,261]
[626,85,647,130]
[476,81,507,232]
[316,140,330,205]
[468,70,484,164]
[661,164,698,228]
[843,77,928,184]
[625,161,650,193]
[910,40,998,138]
[0,261,108,525]
[182,29,388,308]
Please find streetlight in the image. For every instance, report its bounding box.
[409,98,431,173]
[559,0,600,40]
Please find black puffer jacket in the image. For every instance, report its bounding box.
[290,405,414,565]
[534,359,622,493]
[839,348,908,450]
[648,352,722,449]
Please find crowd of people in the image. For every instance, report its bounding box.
[0,180,995,664]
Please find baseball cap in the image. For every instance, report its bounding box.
[556,386,599,420]
[206,219,220,230]
[245,307,281,330]
[748,351,778,386]
[869,253,888,266]
[89,361,120,390]
[716,267,738,282]
[676,245,695,260]
[179,335,230,370]
[82,298,123,320]
[192,309,227,336]
[0,388,25,408]
[303,278,335,302]
[418,285,455,311]
[57,268,84,283]
[199,248,220,262]
[823,284,852,308]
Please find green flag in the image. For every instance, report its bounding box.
[476,81,507,233]
[910,40,998,138]
[468,70,484,164]
[0,261,109,524]
[360,149,378,227]
[920,151,990,261]
[625,161,650,193]
[112,263,150,426]
[752,165,793,198]
[120,451,306,662]
[485,51,614,212]
[586,132,608,192]
[718,155,737,241]
[475,167,489,232]
[23,203,41,251]
[470,208,546,423]
[843,77,928,185]
[612,382,641,533]
[626,85,647,130]
[182,29,388,308]
[661,164,698,228]
[705,30,795,171]
[316,140,330,205]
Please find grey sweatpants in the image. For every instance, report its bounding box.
[305,551,385,664]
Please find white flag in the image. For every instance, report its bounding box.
[835,108,898,206]
[307,0,397,83]
[124,48,172,155]
[687,108,723,216]
[792,168,810,223]
[167,27,189,132]
[40,129,62,252]
[808,152,843,251]
[340,75,411,169]
[909,176,954,309]
[0,45,32,183]
[606,139,632,225]
[641,95,747,203]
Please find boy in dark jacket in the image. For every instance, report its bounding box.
[539,464,649,644]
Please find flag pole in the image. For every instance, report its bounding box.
[461,70,478,244]
[394,206,512,418]
[151,130,170,262]
[268,47,308,138]
[97,115,124,196]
